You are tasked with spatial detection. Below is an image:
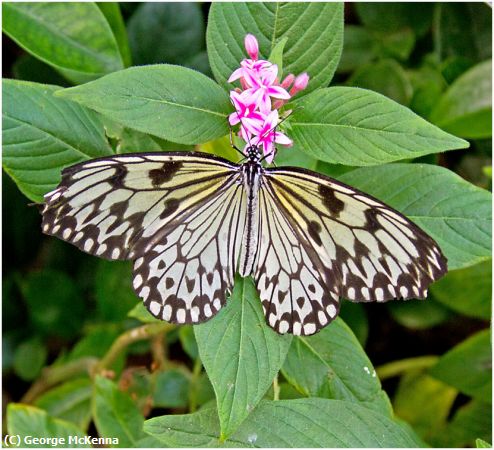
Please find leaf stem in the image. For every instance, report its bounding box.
[273,374,280,401]
[376,355,438,380]
[21,357,98,404]
[92,322,175,376]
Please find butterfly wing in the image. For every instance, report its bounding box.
[42,152,247,324]
[254,166,447,336]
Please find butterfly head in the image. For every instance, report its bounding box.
[245,144,263,163]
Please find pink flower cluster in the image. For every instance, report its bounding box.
[228,34,309,163]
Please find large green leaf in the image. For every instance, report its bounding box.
[7,404,89,447]
[144,399,424,447]
[282,318,391,415]
[429,329,491,401]
[2,2,124,83]
[194,277,292,438]
[339,164,492,270]
[92,376,150,447]
[34,378,92,431]
[430,60,492,139]
[435,3,492,64]
[207,3,343,95]
[128,3,204,66]
[430,260,491,319]
[2,79,112,202]
[290,87,468,166]
[57,65,231,145]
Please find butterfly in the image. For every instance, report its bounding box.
[41,146,447,336]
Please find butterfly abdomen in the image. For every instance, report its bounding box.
[239,162,262,277]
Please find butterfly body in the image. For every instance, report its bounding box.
[41,150,447,335]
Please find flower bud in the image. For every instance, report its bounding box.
[244,34,259,60]
[281,73,295,89]
[289,72,310,96]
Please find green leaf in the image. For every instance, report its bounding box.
[97,2,132,68]
[282,318,391,415]
[374,28,416,61]
[56,65,231,145]
[20,270,85,339]
[429,329,491,401]
[338,302,368,345]
[348,59,413,105]
[68,326,125,374]
[153,370,190,409]
[178,325,199,360]
[337,25,376,74]
[388,299,451,330]
[477,438,492,448]
[144,398,424,447]
[194,277,292,438]
[393,371,457,442]
[290,87,468,166]
[268,37,288,78]
[2,2,124,83]
[128,302,160,324]
[432,400,492,448]
[207,3,343,95]
[118,129,193,154]
[430,260,491,319]
[13,337,47,382]
[95,260,138,321]
[339,164,492,270]
[128,3,204,66]
[2,79,113,202]
[35,378,92,430]
[13,54,69,86]
[92,375,147,447]
[435,3,492,64]
[409,65,447,118]
[356,3,434,37]
[7,404,89,448]
[430,60,492,139]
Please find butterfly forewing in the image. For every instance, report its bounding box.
[42,152,246,323]
[263,167,447,309]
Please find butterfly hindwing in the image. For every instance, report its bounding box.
[254,183,341,336]
[133,174,247,324]
[263,167,447,308]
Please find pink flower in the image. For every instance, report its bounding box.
[242,65,290,114]
[243,110,292,162]
[228,91,263,126]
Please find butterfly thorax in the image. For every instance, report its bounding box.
[239,146,263,277]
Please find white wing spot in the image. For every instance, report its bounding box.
[149,301,160,316]
[84,239,94,252]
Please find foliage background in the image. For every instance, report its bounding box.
[2,2,492,448]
